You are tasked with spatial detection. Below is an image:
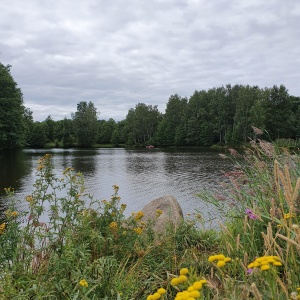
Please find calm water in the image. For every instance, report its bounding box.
[0,148,233,224]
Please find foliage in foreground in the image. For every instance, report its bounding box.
[1,135,300,299]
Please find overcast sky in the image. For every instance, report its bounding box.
[1,0,299,122]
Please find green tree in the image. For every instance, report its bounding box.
[98,118,117,144]
[0,63,26,149]
[156,95,187,146]
[54,118,76,147]
[124,103,161,145]
[72,101,99,147]
[23,108,34,146]
[44,116,56,144]
[27,122,48,148]
[263,85,293,140]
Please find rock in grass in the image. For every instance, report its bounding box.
[141,195,183,236]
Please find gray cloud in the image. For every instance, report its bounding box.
[1,0,299,121]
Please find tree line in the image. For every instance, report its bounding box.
[1,61,300,150]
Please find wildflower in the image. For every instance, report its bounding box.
[157,288,166,295]
[0,223,6,235]
[120,203,127,212]
[180,268,189,275]
[217,260,226,267]
[156,209,163,218]
[245,209,258,220]
[247,255,282,272]
[247,268,253,274]
[5,210,18,218]
[261,265,270,271]
[152,292,161,299]
[79,279,88,287]
[134,227,143,235]
[208,254,231,267]
[134,211,144,220]
[171,278,180,286]
[284,213,295,219]
[178,275,188,283]
[109,222,118,230]
[113,184,119,192]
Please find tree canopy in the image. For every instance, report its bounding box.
[1,62,299,150]
[0,63,26,150]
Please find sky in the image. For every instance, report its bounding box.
[1,0,300,122]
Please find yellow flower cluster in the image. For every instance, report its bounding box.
[79,279,88,287]
[156,209,163,218]
[120,203,127,212]
[247,255,282,271]
[146,287,166,300]
[113,184,119,192]
[284,212,295,219]
[208,254,231,267]
[109,221,118,230]
[134,227,143,235]
[0,223,6,235]
[5,210,18,218]
[171,268,207,300]
[134,211,144,220]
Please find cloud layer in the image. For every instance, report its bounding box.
[1,0,299,121]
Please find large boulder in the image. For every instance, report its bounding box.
[141,195,183,236]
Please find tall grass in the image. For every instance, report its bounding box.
[0,137,299,299]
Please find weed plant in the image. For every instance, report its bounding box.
[0,132,300,299]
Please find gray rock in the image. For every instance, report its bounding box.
[141,195,183,236]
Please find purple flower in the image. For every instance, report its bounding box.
[247,268,253,274]
[245,209,258,220]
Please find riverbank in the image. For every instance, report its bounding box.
[0,140,300,299]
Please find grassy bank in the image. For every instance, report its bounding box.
[0,140,300,299]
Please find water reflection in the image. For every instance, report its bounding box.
[0,148,234,225]
[0,150,32,212]
[70,149,98,175]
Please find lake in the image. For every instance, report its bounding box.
[0,148,234,225]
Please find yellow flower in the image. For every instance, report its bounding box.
[171,278,180,286]
[190,290,201,298]
[152,292,161,300]
[217,260,226,268]
[26,195,33,203]
[156,209,163,218]
[134,211,144,220]
[284,213,295,219]
[0,223,6,234]
[215,254,225,260]
[192,281,203,290]
[120,204,127,212]
[79,279,88,287]
[209,254,231,267]
[109,222,118,230]
[157,288,166,295]
[134,227,143,235]
[208,255,217,262]
[261,265,270,271]
[5,210,18,218]
[178,275,188,283]
[180,268,189,275]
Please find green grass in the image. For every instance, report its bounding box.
[1,139,300,299]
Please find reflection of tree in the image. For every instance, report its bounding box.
[70,150,97,176]
[0,150,32,211]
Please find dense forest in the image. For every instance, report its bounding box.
[1,61,300,150]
